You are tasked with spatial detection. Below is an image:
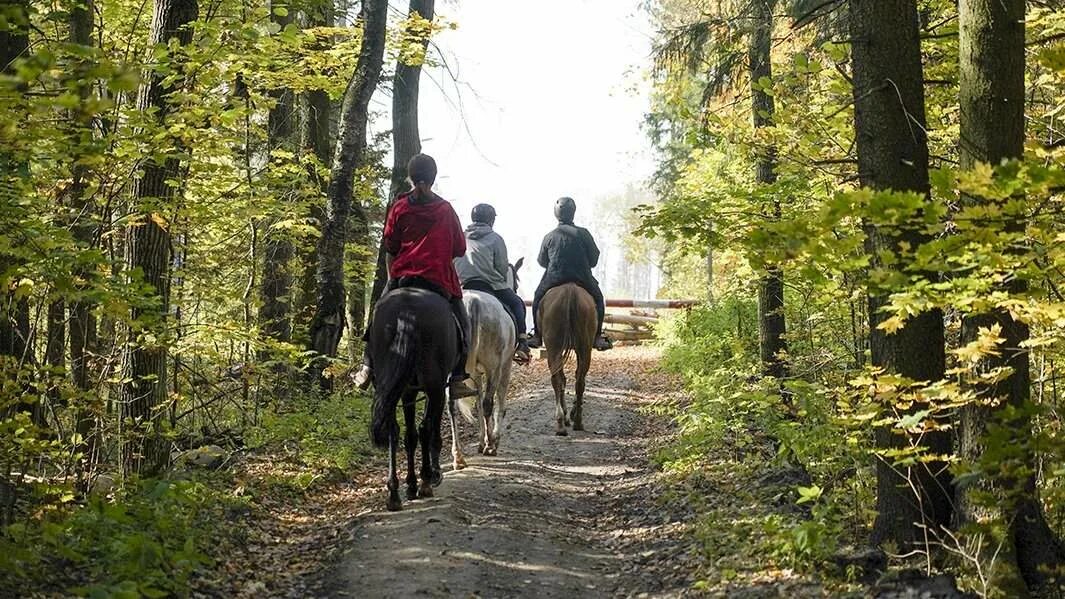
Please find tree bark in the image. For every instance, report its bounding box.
[66,0,99,479]
[45,299,64,402]
[345,213,368,362]
[294,3,335,344]
[0,0,36,423]
[307,0,388,386]
[121,0,198,475]
[749,0,788,384]
[369,0,435,308]
[956,0,1064,592]
[259,5,297,346]
[848,0,953,549]
[0,0,30,366]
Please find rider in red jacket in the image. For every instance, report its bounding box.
[354,154,477,398]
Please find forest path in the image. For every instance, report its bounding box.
[323,347,697,598]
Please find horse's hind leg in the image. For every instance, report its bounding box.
[402,390,419,500]
[447,386,467,471]
[571,350,590,431]
[481,377,496,455]
[490,366,511,454]
[551,365,568,436]
[419,387,446,497]
[386,430,402,511]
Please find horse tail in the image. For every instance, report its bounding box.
[547,286,582,377]
[370,315,415,448]
[457,395,477,423]
[455,294,481,424]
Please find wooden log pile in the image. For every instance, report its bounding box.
[604,310,658,344]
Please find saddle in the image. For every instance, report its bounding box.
[389,276,464,347]
[463,279,520,330]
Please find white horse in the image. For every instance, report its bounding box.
[448,261,523,467]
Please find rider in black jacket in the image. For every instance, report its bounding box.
[527,197,612,351]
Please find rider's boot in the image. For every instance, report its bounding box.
[449,374,478,398]
[594,333,613,351]
[353,364,373,390]
[514,335,531,364]
[526,331,542,348]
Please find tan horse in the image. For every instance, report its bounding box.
[539,283,596,435]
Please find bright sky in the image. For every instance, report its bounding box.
[406,0,657,297]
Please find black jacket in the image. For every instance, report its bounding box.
[537,223,600,288]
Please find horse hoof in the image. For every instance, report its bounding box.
[431,468,444,487]
[406,486,418,501]
[556,429,568,436]
[454,458,467,471]
[387,493,403,512]
[484,446,497,456]
[418,481,434,498]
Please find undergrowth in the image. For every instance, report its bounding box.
[0,389,375,597]
[654,299,872,593]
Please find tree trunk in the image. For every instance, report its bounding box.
[705,246,713,302]
[956,0,1064,592]
[259,5,296,346]
[294,0,336,344]
[45,299,64,402]
[121,0,198,475]
[0,0,36,419]
[749,0,788,384]
[0,0,30,365]
[848,0,953,548]
[346,212,368,362]
[369,0,435,308]
[307,0,388,387]
[66,0,99,480]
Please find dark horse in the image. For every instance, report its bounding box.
[540,283,597,435]
[369,287,460,511]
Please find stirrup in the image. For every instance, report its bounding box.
[594,335,613,351]
[526,334,542,348]
[449,378,478,398]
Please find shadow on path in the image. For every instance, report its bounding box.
[325,349,683,598]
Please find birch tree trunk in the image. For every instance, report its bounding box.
[369,0,435,308]
[307,0,388,387]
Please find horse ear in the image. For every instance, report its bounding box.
[514,257,524,271]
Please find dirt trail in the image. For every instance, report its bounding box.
[325,347,696,598]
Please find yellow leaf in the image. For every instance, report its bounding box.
[877,315,905,334]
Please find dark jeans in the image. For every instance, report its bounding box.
[363,276,470,378]
[462,280,527,340]
[532,278,605,336]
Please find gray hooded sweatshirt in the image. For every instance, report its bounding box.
[453,222,509,291]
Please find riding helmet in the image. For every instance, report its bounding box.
[471,203,497,225]
[554,197,576,223]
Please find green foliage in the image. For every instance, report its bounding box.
[246,391,375,476]
[654,299,868,589]
[0,478,235,596]
[0,0,444,591]
[643,0,1065,594]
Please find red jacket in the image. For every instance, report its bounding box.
[383,191,466,298]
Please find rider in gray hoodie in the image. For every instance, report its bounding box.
[454,204,531,362]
